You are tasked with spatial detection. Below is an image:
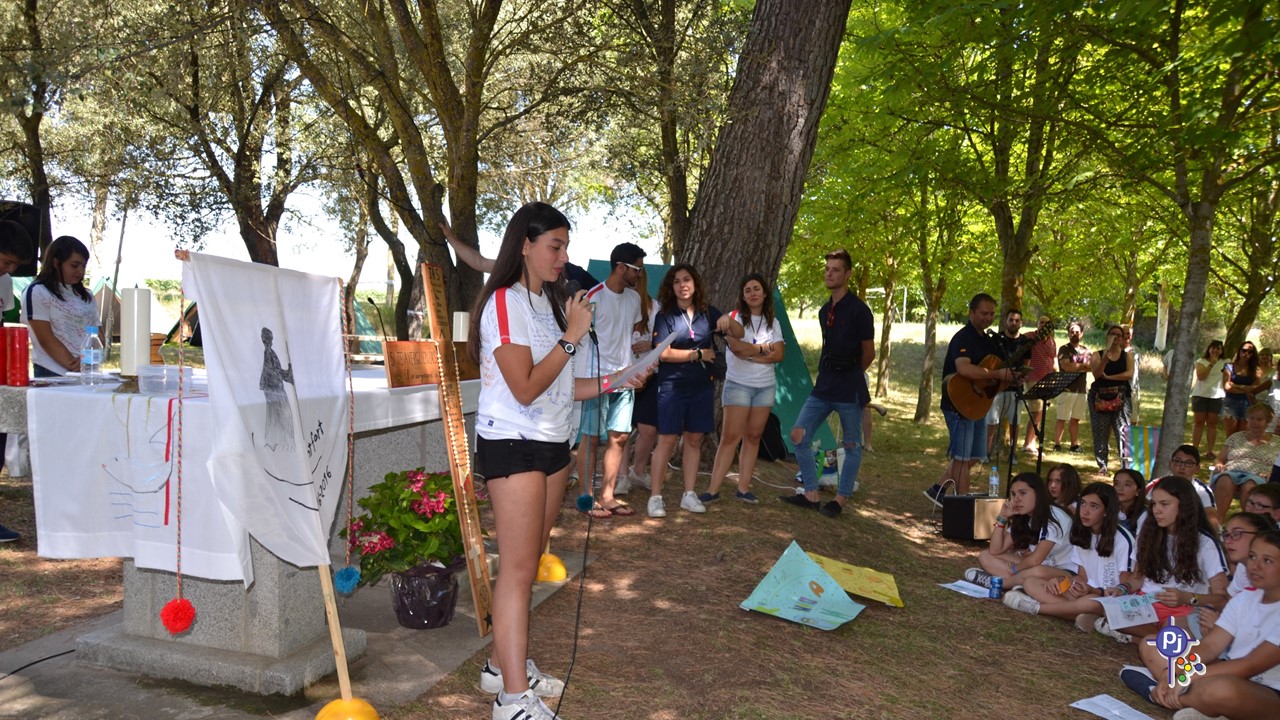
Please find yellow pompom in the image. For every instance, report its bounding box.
[315,697,380,720]
[536,552,567,582]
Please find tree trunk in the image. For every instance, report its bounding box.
[344,211,370,354]
[1157,202,1216,475]
[90,181,109,268]
[682,0,853,311]
[875,273,896,399]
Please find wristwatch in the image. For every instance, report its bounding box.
[557,339,577,356]
[1189,594,1200,606]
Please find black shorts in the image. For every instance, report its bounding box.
[473,437,571,481]
[1190,396,1223,414]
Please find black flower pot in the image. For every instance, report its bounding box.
[389,562,462,629]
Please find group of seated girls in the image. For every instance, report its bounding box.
[963,472,1280,720]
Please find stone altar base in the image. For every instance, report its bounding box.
[76,540,366,695]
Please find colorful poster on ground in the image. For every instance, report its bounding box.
[740,541,864,630]
[806,551,904,607]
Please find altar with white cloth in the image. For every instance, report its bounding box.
[24,369,479,694]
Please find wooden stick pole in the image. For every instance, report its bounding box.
[317,564,353,701]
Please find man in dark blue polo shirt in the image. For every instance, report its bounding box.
[925,293,1016,504]
[781,250,875,518]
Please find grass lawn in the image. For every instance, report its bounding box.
[0,320,1197,717]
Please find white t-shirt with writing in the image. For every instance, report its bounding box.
[575,282,641,377]
[1216,587,1280,690]
[1069,524,1138,590]
[725,311,781,388]
[23,283,99,376]
[476,283,575,443]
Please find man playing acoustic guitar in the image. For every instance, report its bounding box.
[925,293,1021,505]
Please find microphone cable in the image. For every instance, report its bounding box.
[554,315,604,718]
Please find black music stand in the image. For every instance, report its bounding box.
[1021,371,1086,476]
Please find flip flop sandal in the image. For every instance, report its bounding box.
[604,502,636,516]
[581,504,612,520]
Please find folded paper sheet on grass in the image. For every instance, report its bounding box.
[805,551,903,607]
[741,541,872,630]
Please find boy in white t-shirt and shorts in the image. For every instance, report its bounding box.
[573,243,644,518]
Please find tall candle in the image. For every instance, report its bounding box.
[452,311,469,343]
[120,287,151,376]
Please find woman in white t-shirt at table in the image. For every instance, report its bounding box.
[705,273,784,504]
[1131,530,1280,720]
[22,236,98,377]
[466,202,646,720]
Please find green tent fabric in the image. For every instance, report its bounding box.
[585,259,835,455]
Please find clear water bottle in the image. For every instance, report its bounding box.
[988,465,1000,498]
[80,325,104,385]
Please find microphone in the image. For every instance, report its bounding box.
[366,297,391,342]
[563,279,598,345]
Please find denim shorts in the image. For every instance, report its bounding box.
[473,437,570,481]
[1222,393,1250,420]
[945,408,987,461]
[722,380,775,408]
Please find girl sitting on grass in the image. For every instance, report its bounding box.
[1197,511,1276,637]
[1114,468,1146,534]
[1047,463,1081,511]
[1126,530,1280,720]
[1000,483,1137,630]
[1095,475,1229,644]
[964,472,1075,589]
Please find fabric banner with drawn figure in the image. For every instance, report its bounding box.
[740,540,864,630]
[183,253,348,577]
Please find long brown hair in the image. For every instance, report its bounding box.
[1136,476,1218,586]
[467,202,571,365]
[657,263,706,315]
[35,235,91,303]
[735,272,775,328]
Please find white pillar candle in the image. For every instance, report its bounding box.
[452,311,469,343]
[120,287,151,376]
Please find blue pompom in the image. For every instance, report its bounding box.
[576,493,595,512]
[334,565,361,595]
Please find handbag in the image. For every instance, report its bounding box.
[1094,386,1124,413]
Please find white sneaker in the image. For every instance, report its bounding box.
[1094,616,1133,643]
[629,470,651,490]
[680,491,707,513]
[1002,589,1040,615]
[479,659,564,697]
[493,689,560,719]
[647,495,666,517]
[1172,709,1226,720]
[613,474,631,496]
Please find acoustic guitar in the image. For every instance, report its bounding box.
[945,322,1055,421]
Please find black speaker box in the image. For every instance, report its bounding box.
[941,494,1003,541]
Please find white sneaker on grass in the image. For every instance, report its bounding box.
[680,491,707,513]
[1095,617,1134,643]
[1002,589,1040,615]
[1172,709,1226,720]
[647,495,666,518]
[479,659,564,697]
[614,474,631,496]
[493,689,560,719]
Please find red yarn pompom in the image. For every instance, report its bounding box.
[160,597,196,635]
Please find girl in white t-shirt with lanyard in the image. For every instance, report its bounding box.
[23,236,98,377]
[467,202,644,720]
[1130,529,1280,719]
[705,273,783,504]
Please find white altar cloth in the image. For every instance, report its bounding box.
[29,370,477,583]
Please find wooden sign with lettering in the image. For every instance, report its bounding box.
[381,340,441,388]
[421,263,492,637]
